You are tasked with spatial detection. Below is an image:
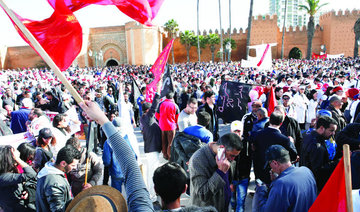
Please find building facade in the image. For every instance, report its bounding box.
[0,10,359,70]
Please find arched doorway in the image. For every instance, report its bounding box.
[289,47,302,59]
[106,59,119,66]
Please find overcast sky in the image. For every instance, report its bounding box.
[0,0,359,46]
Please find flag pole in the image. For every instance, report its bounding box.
[343,144,353,212]
[0,0,83,104]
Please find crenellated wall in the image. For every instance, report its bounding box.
[1,10,360,69]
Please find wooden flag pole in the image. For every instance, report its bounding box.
[343,144,353,212]
[0,0,83,104]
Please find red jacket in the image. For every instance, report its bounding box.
[155,99,179,131]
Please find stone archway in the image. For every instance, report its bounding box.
[100,43,126,65]
[289,47,302,59]
[106,59,119,66]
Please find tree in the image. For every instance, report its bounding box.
[180,30,197,62]
[245,0,254,59]
[354,18,360,57]
[207,33,220,62]
[223,38,236,61]
[198,35,209,56]
[164,19,179,64]
[299,0,328,59]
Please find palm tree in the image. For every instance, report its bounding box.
[197,0,201,62]
[180,30,197,62]
[354,18,360,57]
[218,0,224,62]
[299,0,328,59]
[245,0,254,59]
[280,0,288,59]
[207,33,220,62]
[164,19,179,64]
[199,35,209,56]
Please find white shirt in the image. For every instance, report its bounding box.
[177,110,197,132]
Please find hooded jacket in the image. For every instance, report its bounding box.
[36,162,72,212]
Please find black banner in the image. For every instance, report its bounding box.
[160,66,174,98]
[217,81,252,123]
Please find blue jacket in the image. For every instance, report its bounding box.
[103,139,124,179]
[254,166,317,212]
[10,108,31,134]
[102,122,154,211]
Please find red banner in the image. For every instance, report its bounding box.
[312,52,327,60]
[145,39,174,102]
[47,0,163,26]
[2,1,83,72]
[267,86,277,115]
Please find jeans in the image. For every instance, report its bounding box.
[231,178,249,212]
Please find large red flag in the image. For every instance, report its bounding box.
[2,1,82,72]
[267,86,277,115]
[47,0,161,26]
[309,158,347,212]
[145,39,174,102]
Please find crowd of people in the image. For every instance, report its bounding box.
[0,56,359,211]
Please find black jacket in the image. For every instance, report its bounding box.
[253,127,298,184]
[326,105,346,133]
[170,132,205,177]
[140,93,162,153]
[197,103,219,141]
[279,115,303,153]
[39,98,59,112]
[300,130,340,192]
[336,123,360,156]
[232,112,256,181]
[0,166,37,212]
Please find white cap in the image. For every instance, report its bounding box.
[21,98,33,109]
[231,120,243,132]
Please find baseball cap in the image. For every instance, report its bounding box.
[39,128,53,139]
[316,109,332,118]
[230,120,242,132]
[264,145,289,169]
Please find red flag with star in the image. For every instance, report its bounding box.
[145,39,174,102]
[2,1,82,71]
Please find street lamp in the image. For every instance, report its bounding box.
[225,41,231,62]
[320,44,326,55]
[88,49,103,67]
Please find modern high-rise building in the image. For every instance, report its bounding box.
[269,0,323,28]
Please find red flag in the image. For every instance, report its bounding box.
[47,0,159,26]
[145,39,174,102]
[312,52,327,60]
[309,158,347,212]
[267,86,277,115]
[2,1,82,72]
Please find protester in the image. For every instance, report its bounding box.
[10,98,33,134]
[300,115,340,192]
[156,91,180,160]
[153,162,216,211]
[178,97,198,132]
[253,145,317,212]
[0,145,37,211]
[183,111,213,143]
[33,128,55,172]
[36,145,81,211]
[251,107,269,133]
[197,90,219,141]
[189,133,242,212]
[326,95,346,133]
[17,142,36,168]
[79,100,155,211]
[252,111,298,185]
[66,137,103,196]
[50,114,71,157]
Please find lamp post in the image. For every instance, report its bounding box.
[321,44,326,55]
[226,41,231,62]
[88,49,103,67]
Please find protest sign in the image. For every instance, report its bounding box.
[217,81,252,123]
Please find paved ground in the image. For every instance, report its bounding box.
[86,121,256,211]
